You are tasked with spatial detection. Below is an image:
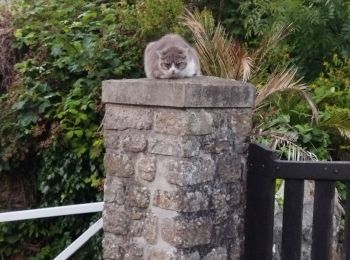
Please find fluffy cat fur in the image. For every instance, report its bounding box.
[144,34,201,79]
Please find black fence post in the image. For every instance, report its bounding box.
[245,144,277,260]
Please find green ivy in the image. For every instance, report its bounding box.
[0,0,185,258]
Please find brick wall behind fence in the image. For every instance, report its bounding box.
[102,77,255,260]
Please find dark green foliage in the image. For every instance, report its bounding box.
[198,0,350,78]
[138,0,185,39]
[255,55,350,161]
[0,0,184,258]
[312,56,350,160]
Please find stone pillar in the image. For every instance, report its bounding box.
[102,77,255,260]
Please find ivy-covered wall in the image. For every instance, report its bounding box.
[0,0,184,258]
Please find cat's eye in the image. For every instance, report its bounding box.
[176,62,185,67]
[164,63,171,69]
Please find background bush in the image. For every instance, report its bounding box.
[0,0,349,258]
[0,0,183,258]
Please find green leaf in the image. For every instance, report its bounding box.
[11,101,26,110]
[66,131,74,139]
[74,130,83,137]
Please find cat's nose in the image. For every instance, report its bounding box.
[172,71,175,75]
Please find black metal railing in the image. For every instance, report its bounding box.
[244,143,350,260]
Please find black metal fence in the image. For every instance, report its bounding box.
[244,143,350,260]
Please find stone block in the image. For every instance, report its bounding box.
[211,187,231,209]
[130,220,144,237]
[203,247,227,260]
[143,214,158,244]
[154,109,188,136]
[158,155,215,186]
[201,128,235,154]
[104,176,125,204]
[125,243,144,260]
[102,77,256,108]
[149,134,200,157]
[212,208,244,243]
[153,190,209,212]
[187,109,214,135]
[230,182,245,206]
[127,185,150,208]
[104,151,134,177]
[154,109,213,136]
[104,130,147,152]
[229,109,253,137]
[147,250,200,260]
[104,104,153,130]
[147,247,177,260]
[103,204,129,235]
[161,216,212,248]
[131,208,146,220]
[136,154,156,182]
[216,153,242,183]
[180,252,201,260]
[103,233,126,260]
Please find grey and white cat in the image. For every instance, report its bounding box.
[144,34,201,79]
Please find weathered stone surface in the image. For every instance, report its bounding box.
[187,110,214,135]
[148,250,200,260]
[147,248,201,260]
[104,151,134,177]
[212,207,244,243]
[153,190,209,212]
[124,243,144,260]
[147,247,177,260]
[136,155,156,182]
[104,104,153,130]
[211,187,231,209]
[201,128,235,154]
[127,185,150,208]
[143,214,158,244]
[154,109,213,136]
[158,155,215,186]
[149,134,200,157]
[229,109,253,137]
[152,190,182,211]
[209,183,243,210]
[154,110,188,136]
[102,77,254,259]
[230,182,245,206]
[103,233,126,260]
[103,204,129,235]
[203,247,228,260]
[130,220,144,237]
[104,176,125,204]
[131,208,146,220]
[102,77,256,108]
[180,252,201,260]
[161,217,212,248]
[216,153,242,183]
[104,130,147,152]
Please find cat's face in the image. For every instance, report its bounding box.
[157,46,188,78]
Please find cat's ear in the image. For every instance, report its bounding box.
[156,50,164,57]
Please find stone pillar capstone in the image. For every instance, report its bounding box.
[102,77,255,260]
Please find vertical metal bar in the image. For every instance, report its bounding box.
[281,179,304,260]
[245,144,276,260]
[311,181,335,260]
[344,182,350,260]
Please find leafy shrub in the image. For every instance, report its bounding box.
[0,0,185,258]
[239,0,350,78]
